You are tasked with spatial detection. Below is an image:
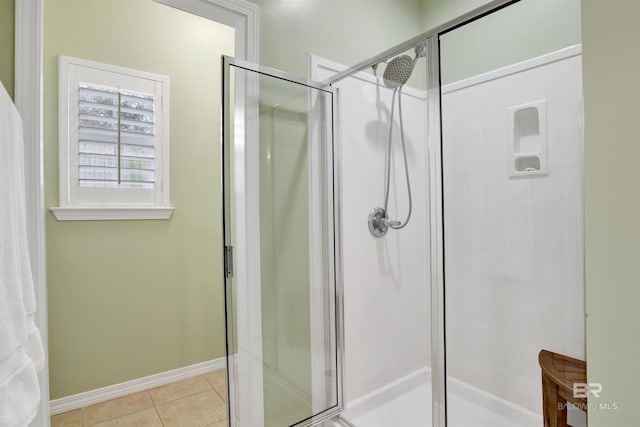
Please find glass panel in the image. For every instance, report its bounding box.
[120,107,154,123]
[224,61,338,427]
[79,101,119,119]
[79,116,119,131]
[326,39,432,427]
[120,157,154,170]
[439,1,584,426]
[120,144,154,158]
[79,154,118,168]
[120,120,154,135]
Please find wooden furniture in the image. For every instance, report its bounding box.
[539,349,587,427]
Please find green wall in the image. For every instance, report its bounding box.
[431,0,581,84]
[44,0,234,398]
[42,0,425,402]
[0,0,14,97]
[582,1,640,425]
[249,0,424,77]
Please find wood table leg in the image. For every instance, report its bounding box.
[543,372,568,427]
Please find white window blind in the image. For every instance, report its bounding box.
[78,83,156,189]
[53,55,173,221]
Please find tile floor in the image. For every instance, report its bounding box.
[51,370,228,427]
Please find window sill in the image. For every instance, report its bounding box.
[50,206,175,221]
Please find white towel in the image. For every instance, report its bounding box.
[0,83,45,427]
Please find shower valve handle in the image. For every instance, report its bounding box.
[368,208,402,238]
[384,218,402,227]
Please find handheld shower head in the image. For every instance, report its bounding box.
[382,43,427,89]
[383,55,414,89]
[370,44,426,237]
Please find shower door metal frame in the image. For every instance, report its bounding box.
[222,55,344,427]
[324,1,524,426]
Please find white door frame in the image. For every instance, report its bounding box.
[14,0,258,424]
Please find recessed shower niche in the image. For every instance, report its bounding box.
[508,100,548,177]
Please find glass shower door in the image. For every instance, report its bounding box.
[222,57,341,427]
[439,1,585,426]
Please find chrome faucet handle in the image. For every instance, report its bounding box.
[384,218,402,227]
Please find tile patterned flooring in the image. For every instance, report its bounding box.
[51,370,228,427]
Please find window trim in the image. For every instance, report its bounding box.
[52,55,174,221]
[50,205,174,221]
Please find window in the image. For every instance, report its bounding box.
[52,56,174,220]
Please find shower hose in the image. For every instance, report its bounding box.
[383,87,413,230]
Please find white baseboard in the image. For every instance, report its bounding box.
[49,357,225,415]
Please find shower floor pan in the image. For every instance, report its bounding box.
[329,373,583,427]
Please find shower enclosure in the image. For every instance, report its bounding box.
[222,0,585,426]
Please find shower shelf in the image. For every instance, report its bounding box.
[508,100,548,178]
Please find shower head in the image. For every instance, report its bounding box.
[382,44,427,89]
[383,55,414,89]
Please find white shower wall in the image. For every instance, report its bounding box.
[311,56,431,413]
[442,46,585,426]
[314,44,583,427]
